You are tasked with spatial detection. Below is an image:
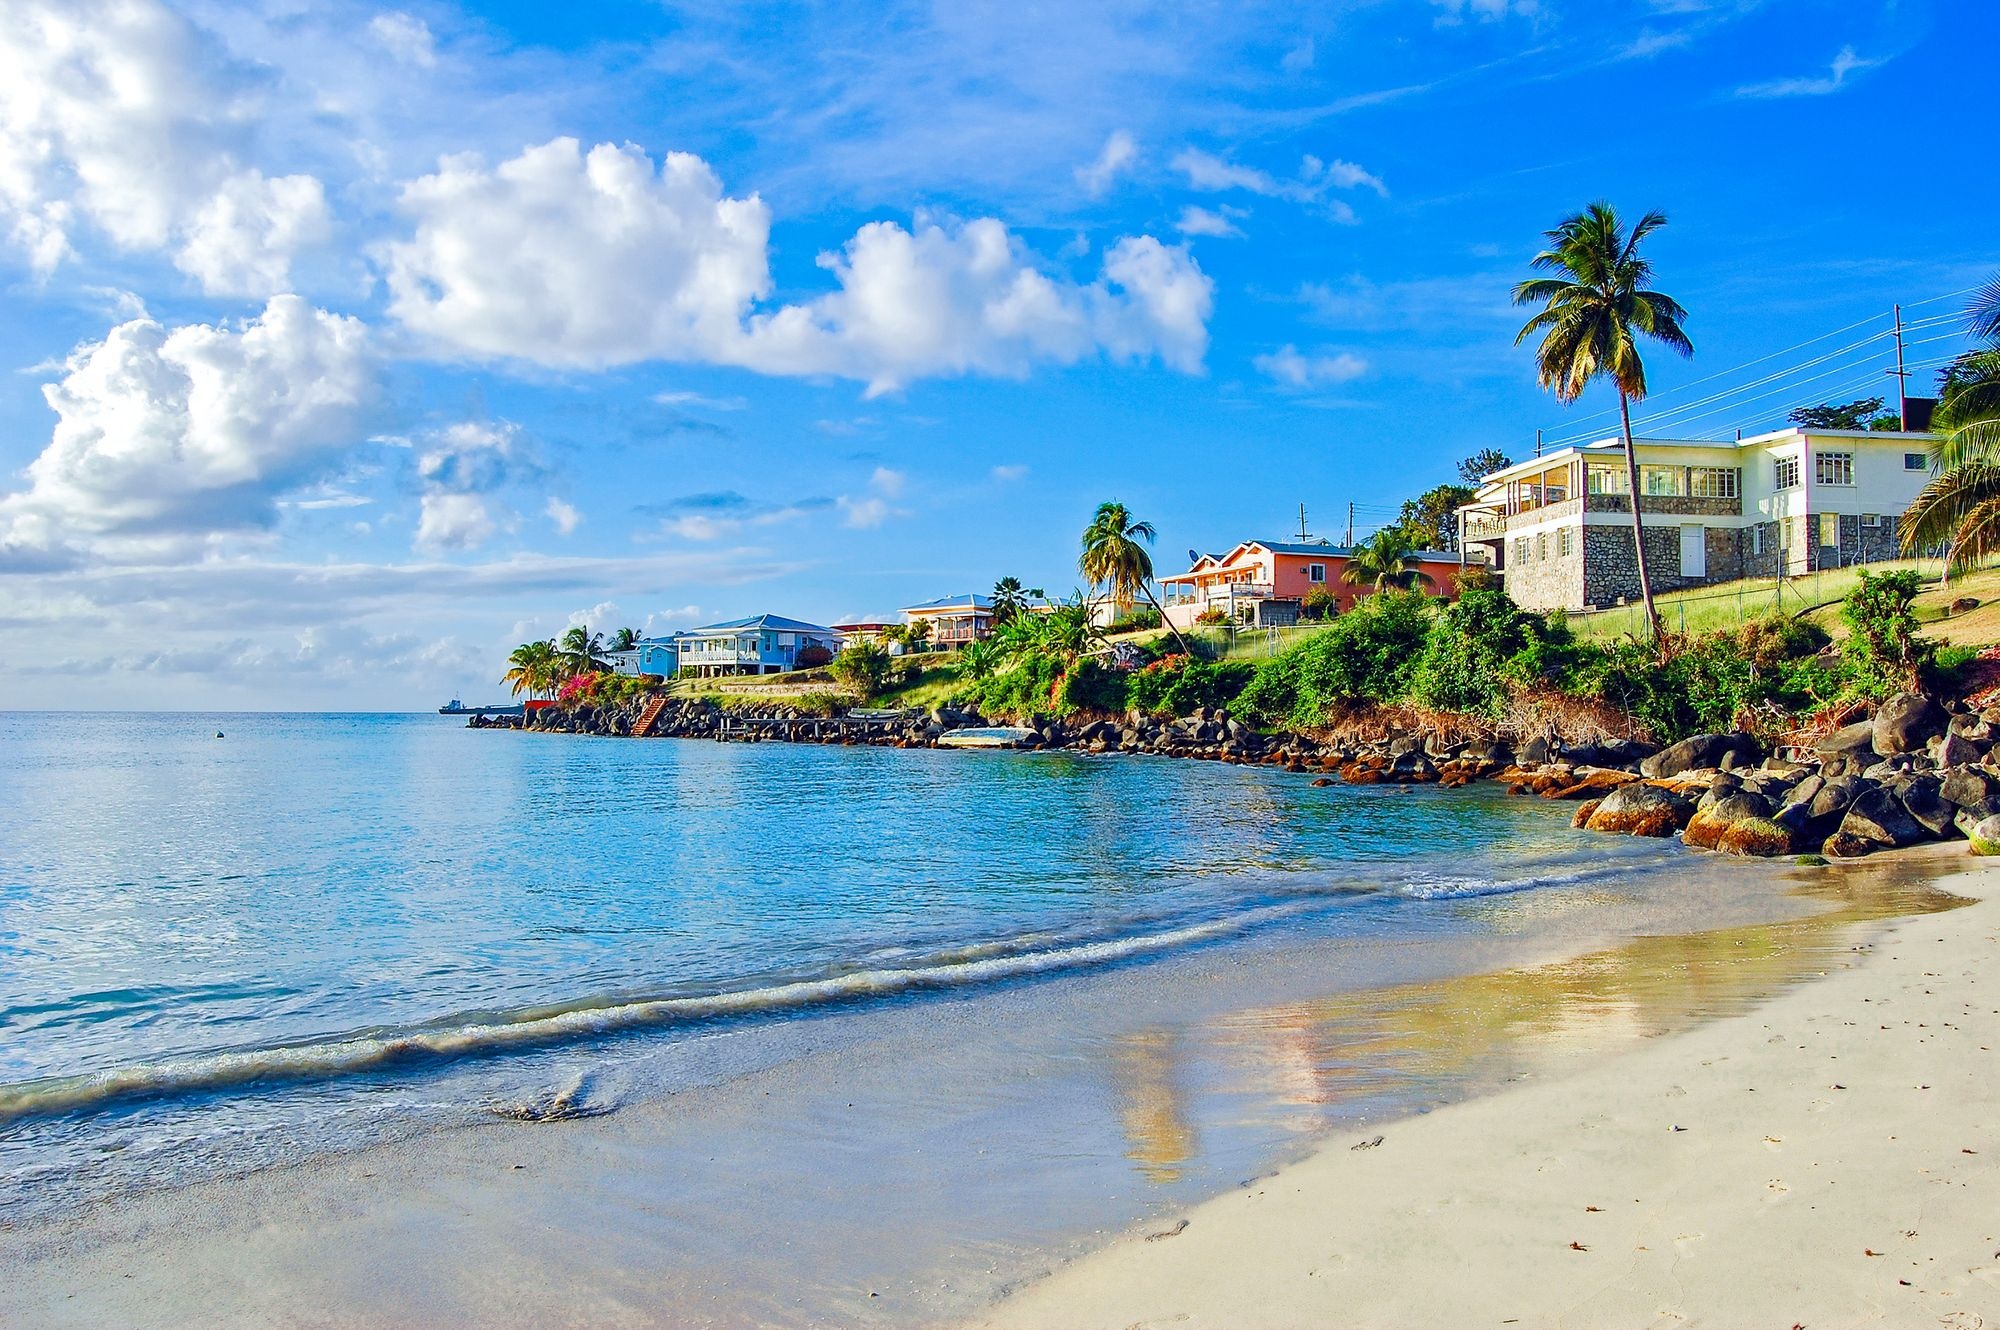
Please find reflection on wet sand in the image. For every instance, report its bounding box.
[1110,1031,1199,1182]
[1108,860,1965,1177]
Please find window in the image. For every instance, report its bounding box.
[1751,526,1762,556]
[1688,467,1740,499]
[1586,465,1628,495]
[1640,465,1684,497]
[1819,513,1840,547]
[1536,532,1548,561]
[1512,537,1526,564]
[1307,563,1326,583]
[1558,528,1574,558]
[1815,451,1854,486]
[1905,453,1928,471]
[1774,456,1800,489]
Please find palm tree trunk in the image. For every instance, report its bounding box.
[1618,391,1663,641]
[1141,582,1193,655]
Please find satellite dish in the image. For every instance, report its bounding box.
[1187,548,1199,564]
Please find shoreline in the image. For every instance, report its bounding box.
[971,840,2000,1330]
[0,829,1974,1327]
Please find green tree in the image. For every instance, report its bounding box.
[831,643,892,697]
[1342,526,1436,593]
[1396,482,1475,551]
[1457,448,1513,484]
[501,639,559,698]
[1788,397,1884,430]
[1078,500,1190,652]
[558,625,611,677]
[608,627,639,652]
[1513,202,1693,641]
[1900,280,2000,568]
[956,638,1002,681]
[991,576,1030,624]
[1841,570,1936,695]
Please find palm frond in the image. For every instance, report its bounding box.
[1970,274,2000,343]
[1900,460,2000,555]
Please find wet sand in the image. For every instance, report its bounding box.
[0,850,1974,1328]
[975,844,2000,1330]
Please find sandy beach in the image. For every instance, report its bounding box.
[976,844,2000,1330]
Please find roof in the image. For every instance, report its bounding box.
[902,593,993,612]
[683,613,838,636]
[1162,538,1460,582]
[830,618,898,630]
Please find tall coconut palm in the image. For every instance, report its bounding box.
[1341,526,1436,594]
[1901,278,2000,567]
[558,625,611,677]
[502,639,559,698]
[609,626,639,652]
[1078,501,1190,652]
[1513,202,1693,641]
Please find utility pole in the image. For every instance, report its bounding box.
[1345,502,1355,548]
[1297,503,1311,543]
[1535,428,1543,458]
[1888,303,1910,430]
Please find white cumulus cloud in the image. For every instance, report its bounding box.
[381,138,1214,393]
[0,296,374,558]
[411,420,543,552]
[1177,206,1245,239]
[0,0,330,294]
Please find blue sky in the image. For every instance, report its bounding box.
[0,0,1992,708]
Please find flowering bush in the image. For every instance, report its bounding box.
[557,671,604,704]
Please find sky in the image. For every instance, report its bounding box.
[0,0,1993,709]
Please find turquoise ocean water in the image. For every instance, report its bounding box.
[0,711,1699,1225]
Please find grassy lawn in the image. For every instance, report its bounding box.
[1566,558,1966,643]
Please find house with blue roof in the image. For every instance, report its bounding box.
[674,614,845,677]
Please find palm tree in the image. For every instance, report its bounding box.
[1901,278,2000,568]
[502,639,559,698]
[1341,526,1437,594]
[1513,202,1693,641]
[1078,501,1190,652]
[957,638,1002,681]
[609,627,639,652]
[1038,592,1108,666]
[558,625,611,677]
[991,576,1029,625]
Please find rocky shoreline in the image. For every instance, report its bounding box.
[473,690,2000,861]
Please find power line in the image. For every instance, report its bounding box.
[1531,293,1978,445]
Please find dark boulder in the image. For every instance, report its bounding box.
[1640,733,1760,779]
[1873,692,1946,756]
[1835,786,1929,851]
[1898,773,1957,838]
[1941,766,2000,815]
[1816,721,1879,761]
[1518,736,1552,766]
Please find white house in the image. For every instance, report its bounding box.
[1457,427,1939,613]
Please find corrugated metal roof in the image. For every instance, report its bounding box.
[685,613,838,635]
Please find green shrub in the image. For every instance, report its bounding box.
[1841,570,1938,696]
[1125,654,1255,716]
[831,643,891,697]
[1410,589,1559,719]
[1236,592,1432,728]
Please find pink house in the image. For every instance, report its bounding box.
[1159,540,1470,629]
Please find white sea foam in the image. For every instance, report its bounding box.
[0,905,1309,1127]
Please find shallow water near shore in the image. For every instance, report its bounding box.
[0,712,1965,1327]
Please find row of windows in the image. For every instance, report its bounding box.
[1586,465,1741,498]
[1775,451,1861,489]
[1511,529,1575,563]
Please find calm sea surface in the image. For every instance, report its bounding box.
[1,710,1852,1316]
